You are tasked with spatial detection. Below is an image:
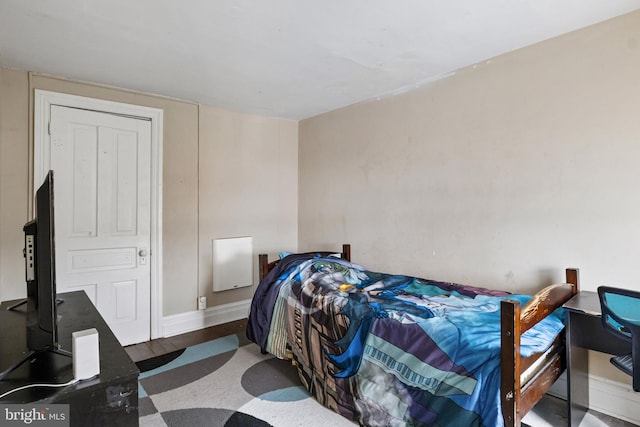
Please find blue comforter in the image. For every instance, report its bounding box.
[247,254,565,426]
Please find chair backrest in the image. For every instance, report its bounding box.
[598,286,640,391]
[598,286,640,342]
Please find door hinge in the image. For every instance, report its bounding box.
[48,121,51,135]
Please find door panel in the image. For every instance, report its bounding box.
[49,105,151,345]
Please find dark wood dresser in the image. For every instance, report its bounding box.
[0,291,139,426]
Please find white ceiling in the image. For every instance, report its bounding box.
[1,1,639,120]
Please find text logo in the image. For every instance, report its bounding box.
[0,405,69,427]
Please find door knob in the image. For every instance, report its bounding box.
[139,249,148,257]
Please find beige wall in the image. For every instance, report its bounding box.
[198,105,298,306]
[0,71,298,318]
[0,68,30,302]
[300,11,640,294]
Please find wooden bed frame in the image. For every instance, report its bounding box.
[257,244,578,427]
[258,244,351,280]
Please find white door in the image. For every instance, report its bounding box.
[49,105,151,346]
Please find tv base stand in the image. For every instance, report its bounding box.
[0,346,71,383]
[6,297,64,311]
[0,291,139,426]
[5,299,27,311]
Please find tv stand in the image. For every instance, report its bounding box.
[0,347,71,382]
[0,291,139,426]
[2,296,70,381]
[5,299,27,311]
[6,297,64,312]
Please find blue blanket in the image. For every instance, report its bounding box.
[247,254,565,426]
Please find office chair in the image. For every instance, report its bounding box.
[598,286,640,392]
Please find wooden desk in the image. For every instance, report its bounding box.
[0,291,139,426]
[564,291,631,426]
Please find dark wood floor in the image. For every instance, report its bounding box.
[124,318,248,363]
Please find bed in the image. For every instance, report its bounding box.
[246,244,579,427]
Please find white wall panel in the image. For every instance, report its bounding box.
[212,237,253,292]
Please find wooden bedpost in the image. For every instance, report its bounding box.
[565,268,580,296]
[501,299,521,427]
[342,244,351,262]
[258,253,269,281]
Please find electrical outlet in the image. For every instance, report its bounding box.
[198,296,207,310]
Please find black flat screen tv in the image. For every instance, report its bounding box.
[0,170,63,383]
[24,170,59,352]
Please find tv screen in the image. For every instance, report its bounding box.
[25,170,58,352]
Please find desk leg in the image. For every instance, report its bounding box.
[567,311,589,426]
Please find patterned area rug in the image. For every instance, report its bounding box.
[137,333,355,427]
[136,333,633,427]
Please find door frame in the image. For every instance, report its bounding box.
[34,89,164,340]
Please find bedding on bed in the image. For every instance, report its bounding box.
[246,253,566,427]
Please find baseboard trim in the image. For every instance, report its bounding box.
[588,374,640,425]
[162,299,251,338]
[546,372,640,425]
